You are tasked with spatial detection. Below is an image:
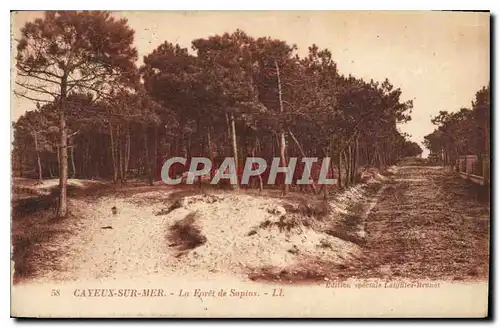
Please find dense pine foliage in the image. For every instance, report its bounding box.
[13,12,426,215]
[424,85,490,166]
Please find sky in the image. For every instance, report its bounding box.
[11,11,490,157]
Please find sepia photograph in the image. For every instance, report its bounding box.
[10,10,490,318]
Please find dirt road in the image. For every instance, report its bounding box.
[336,165,490,281]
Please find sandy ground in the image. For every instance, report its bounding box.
[332,165,490,281]
[24,187,371,282]
[12,164,490,284]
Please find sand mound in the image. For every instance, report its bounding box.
[16,179,106,197]
[37,173,388,282]
[165,186,378,276]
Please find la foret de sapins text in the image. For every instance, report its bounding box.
[72,288,284,298]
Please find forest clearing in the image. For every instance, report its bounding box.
[11,160,490,285]
[11,165,383,284]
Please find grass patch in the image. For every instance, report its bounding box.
[167,212,207,251]
[12,193,58,218]
[282,200,331,219]
[257,216,301,233]
[323,201,366,246]
[167,189,199,202]
[324,228,365,246]
[254,196,328,233]
[318,239,333,249]
[156,199,183,216]
[11,210,74,284]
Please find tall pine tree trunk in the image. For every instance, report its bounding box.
[337,152,342,188]
[109,119,118,183]
[348,144,353,184]
[275,60,288,195]
[32,129,43,183]
[226,113,231,145]
[253,136,264,193]
[85,139,90,178]
[230,112,239,192]
[289,130,317,193]
[70,145,76,178]
[143,127,153,186]
[125,128,131,182]
[323,148,331,200]
[279,132,288,193]
[57,77,68,217]
[353,135,359,184]
[118,125,124,183]
[207,128,215,180]
[342,150,349,187]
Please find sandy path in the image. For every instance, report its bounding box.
[69,195,174,281]
[63,190,361,282]
[27,184,367,283]
[337,165,490,281]
[25,190,181,283]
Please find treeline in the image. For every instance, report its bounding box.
[12,12,421,216]
[424,85,490,167]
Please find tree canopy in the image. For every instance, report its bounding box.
[424,85,490,166]
[14,13,421,213]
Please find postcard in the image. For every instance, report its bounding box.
[10,10,490,318]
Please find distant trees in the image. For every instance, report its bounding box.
[400,139,423,158]
[12,108,51,183]
[424,85,490,168]
[13,13,420,215]
[141,30,415,191]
